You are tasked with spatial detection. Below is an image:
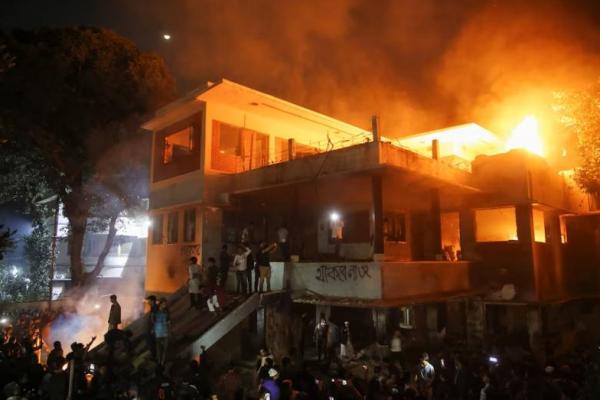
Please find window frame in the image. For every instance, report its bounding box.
[183,208,196,243]
[151,214,164,245]
[474,206,518,243]
[167,211,179,244]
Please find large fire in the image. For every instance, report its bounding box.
[505,115,544,157]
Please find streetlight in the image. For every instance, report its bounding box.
[330,211,340,222]
[162,33,172,41]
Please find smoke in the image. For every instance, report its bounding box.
[45,267,146,349]
[115,0,600,139]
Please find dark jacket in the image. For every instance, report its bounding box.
[108,302,121,325]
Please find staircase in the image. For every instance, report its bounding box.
[92,287,262,365]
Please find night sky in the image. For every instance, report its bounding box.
[3,0,600,135]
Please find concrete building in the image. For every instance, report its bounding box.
[142,79,600,360]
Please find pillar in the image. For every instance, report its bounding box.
[372,174,384,256]
[430,189,442,258]
[432,139,440,160]
[459,209,476,260]
[372,308,389,344]
[426,304,439,342]
[288,138,296,160]
[465,298,484,349]
[527,306,545,363]
[256,307,266,346]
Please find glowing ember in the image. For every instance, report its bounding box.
[506,115,544,157]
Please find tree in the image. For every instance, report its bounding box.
[0,224,16,260]
[555,82,600,194]
[0,27,175,285]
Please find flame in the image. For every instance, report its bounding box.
[505,115,544,157]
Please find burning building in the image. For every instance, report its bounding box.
[141,79,600,361]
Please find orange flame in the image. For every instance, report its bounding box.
[505,115,544,157]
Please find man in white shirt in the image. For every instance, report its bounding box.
[188,256,202,309]
[233,245,251,295]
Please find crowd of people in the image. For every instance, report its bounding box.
[3,299,600,399]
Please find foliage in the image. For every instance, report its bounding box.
[0,27,175,285]
[0,224,16,261]
[555,83,600,194]
[23,219,51,301]
[0,263,29,303]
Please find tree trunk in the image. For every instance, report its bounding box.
[86,213,119,284]
[67,211,87,286]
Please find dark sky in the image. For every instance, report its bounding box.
[2,0,600,136]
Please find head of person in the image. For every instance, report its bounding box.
[268,368,279,380]
[190,256,198,264]
[110,294,117,304]
[259,241,267,250]
[159,298,167,310]
[420,352,429,365]
[146,295,157,305]
[344,321,350,327]
[208,257,216,266]
[259,348,267,357]
[394,329,401,337]
[221,244,228,252]
[237,245,246,254]
[53,341,62,350]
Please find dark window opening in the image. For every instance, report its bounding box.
[152,214,164,245]
[184,208,196,242]
[167,212,179,244]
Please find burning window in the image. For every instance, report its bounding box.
[441,212,461,260]
[559,215,568,244]
[151,214,163,245]
[183,208,196,242]
[475,207,517,242]
[212,121,270,172]
[274,137,290,163]
[218,123,242,156]
[384,213,406,242]
[167,212,179,244]
[163,127,194,164]
[532,208,546,243]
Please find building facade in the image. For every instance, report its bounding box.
[143,79,600,358]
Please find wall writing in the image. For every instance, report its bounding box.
[315,264,372,282]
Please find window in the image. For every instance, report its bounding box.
[559,215,568,244]
[441,212,461,259]
[167,212,179,244]
[219,123,242,156]
[341,211,370,243]
[184,208,196,242]
[475,207,517,242]
[274,137,290,163]
[384,213,406,242]
[212,121,270,172]
[399,306,414,329]
[152,214,164,245]
[532,208,546,243]
[163,127,194,164]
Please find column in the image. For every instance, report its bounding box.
[372,174,384,256]
[372,308,389,344]
[430,189,442,258]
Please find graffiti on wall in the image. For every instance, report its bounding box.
[315,264,372,283]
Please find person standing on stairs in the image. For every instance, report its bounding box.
[153,298,170,366]
[233,244,251,295]
[188,256,202,309]
[257,241,277,293]
[203,257,222,314]
[108,294,121,331]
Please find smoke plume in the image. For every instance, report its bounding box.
[116,0,600,139]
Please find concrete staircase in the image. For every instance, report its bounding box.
[92,288,262,365]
